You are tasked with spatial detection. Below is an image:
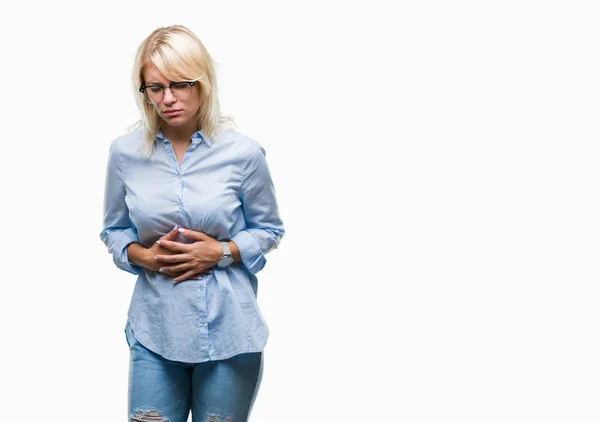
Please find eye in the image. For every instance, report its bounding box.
[149,86,164,93]
[172,82,188,90]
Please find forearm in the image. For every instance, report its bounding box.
[127,242,151,268]
[129,239,240,268]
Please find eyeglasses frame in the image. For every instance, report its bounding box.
[138,80,198,102]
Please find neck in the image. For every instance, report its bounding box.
[162,121,200,144]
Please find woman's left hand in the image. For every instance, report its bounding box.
[153,228,223,284]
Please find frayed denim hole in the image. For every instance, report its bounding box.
[130,409,169,421]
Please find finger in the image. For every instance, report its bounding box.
[176,228,208,241]
[160,268,189,277]
[159,262,191,273]
[153,253,191,263]
[199,268,213,277]
[173,269,199,284]
[157,266,176,275]
[155,239,188,252]
[162,225,180,239]
[190,268,212,279]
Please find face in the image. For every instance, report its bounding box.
[142,63,201,130]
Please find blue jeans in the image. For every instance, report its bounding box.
[125,319,264,422]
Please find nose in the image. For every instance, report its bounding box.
[163,87,177,105]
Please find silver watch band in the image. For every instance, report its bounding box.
[220,241,232,258]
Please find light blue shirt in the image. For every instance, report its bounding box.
[99,127,285,363]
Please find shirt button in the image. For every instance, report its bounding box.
[199,286,204,291]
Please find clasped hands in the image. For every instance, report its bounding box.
[146,225,222,284]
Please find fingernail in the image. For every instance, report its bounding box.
[153,256,158,260]
[159,268,165,272]
[172,225,179,231]
[178,228,185,233]
[156,240,161,245]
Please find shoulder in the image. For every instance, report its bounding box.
[213,129,266,162]
[107,129,148,166]
[110,128,145,154]
[215,129,264,156]
[214,129,262,148]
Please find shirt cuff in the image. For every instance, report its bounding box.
[231,230,266,275]
[108,228,143,275]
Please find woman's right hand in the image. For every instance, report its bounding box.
[142,226,180,271]
[144,226,208,279]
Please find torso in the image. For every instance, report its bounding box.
[112,128,281,362]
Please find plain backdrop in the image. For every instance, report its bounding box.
[1,0,599,421]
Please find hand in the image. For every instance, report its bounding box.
[145,226,211,281]
[153,228,223,284]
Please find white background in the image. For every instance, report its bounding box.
[0,0,599,421]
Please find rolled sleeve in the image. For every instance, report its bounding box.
[231,229,267,274]
[232,139,285,275]
[100,227,142,275]
[99,139,143,276]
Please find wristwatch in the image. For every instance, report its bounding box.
[217,241,233,268]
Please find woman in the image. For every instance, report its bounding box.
[99,25,285,422]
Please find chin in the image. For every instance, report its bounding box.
[164,117,188,125]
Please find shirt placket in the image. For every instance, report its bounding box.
[161,136,211,360]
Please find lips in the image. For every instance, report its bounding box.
[164,109,182,115]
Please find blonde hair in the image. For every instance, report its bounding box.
[126,25,236,157]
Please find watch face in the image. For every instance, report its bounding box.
[218,257,233,268]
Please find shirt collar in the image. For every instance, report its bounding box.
[156,129,213,148]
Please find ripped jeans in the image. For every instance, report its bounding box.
[125,320,264,422]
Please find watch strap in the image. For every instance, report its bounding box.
[220,241,232,258]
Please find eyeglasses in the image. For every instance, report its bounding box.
[139,81,197,103]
